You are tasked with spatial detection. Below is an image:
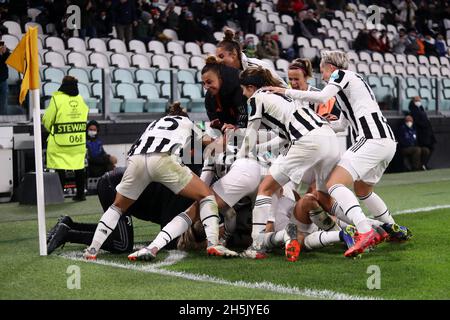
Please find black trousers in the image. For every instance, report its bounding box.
[56,169,85,197]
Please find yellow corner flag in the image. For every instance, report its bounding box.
[6,27,40,105]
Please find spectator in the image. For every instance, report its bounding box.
[96,8,113,38]
[303,9,324,39]
[178,11,201,43]
[42,76,89,201]
[164,1,179,31]
[277,0,293,16]
[256,32,280,62]
[408,96,436,169]
[212,1,228,31]
[243,37,257,58]
[198,18,216,44]
[292,10,314,39]
[367,29,383,52]
[86,120,117,178]
[397,0,418,29]
[74,0,97,38]
[379,30,392,53]
[112,0,138,44]
[435,34,448,57]
[392,28,408,54]
[404,28,421,55]
[291,0,306,15]
[397,115,430,171]
[423,34,438,56]
[353,29,370,52]
[236,0,256,34]
[0,41,10,115]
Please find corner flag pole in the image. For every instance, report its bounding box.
[6,27,47,255]
[31,87,47,256]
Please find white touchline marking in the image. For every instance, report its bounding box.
[393,204,450,215]
[60,251,380,300]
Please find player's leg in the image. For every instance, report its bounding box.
[84,155,148,259]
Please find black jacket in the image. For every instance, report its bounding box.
[408,101,436,148]
[0,50,10,82]
[204,65,248,128]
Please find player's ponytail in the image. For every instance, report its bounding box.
[217,28,243,69]
[201,55,223,76]
[240,66,284,88]
[168,101,188,117]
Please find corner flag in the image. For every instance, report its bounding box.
[6,27,47,256]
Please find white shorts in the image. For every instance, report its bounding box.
[338,138,396,185]
[116,153,193,200]
[212,158,262,208]
[269,126,340,192]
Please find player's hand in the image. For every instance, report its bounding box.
[221,123,236,132]
[210,119,223,130]
[263,86,286,95]
[323,113,338,121]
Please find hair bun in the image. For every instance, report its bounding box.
[205,55,220,64]
[223,28,235,42]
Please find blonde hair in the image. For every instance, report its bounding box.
[320,50,349,69]
[239,66,284,88]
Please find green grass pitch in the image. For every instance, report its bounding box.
[1,169,450,300]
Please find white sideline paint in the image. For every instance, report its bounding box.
[60,251,379,300]
[393,204,450,215]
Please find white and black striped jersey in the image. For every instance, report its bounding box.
[327,69,395,142]
[201,129,271,179]
[127,115,203,157]
[247,89,327,142]
[295,85,321,113]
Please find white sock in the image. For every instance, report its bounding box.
[329,184,372,234]
[199,195,220,246]
[309,208,339,231]
[263,230,285,249]
[150,212,192,251]
[294,220,317,236]
[90,205,121,251]
[359,192,395,224]
[337,219,350,229]
[330,202,353,225]
[367,218,384,227]
[252,195,272,244]
[304,230,341,250]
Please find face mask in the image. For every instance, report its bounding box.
[152,3,159,7]
[88,130,97,138]
[406,121,413,128]
[414,101,422,107]
[201,19,208,26]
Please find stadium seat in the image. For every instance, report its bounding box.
[334,10,346,20]
[296,37,310,48]
[67,52,89,68]
[131,54,151,69]
[256,21,274,34]
[418,55,429,66]
[1,34,19,51]
[91,68,103,83]
[42,82,61,105]
[129,39,147,54]
[245,33,259,46]
[254,12,268,23]
[419,77,432,90]
[116,83,145,113]
[67,37,88,52]
[171,55,190,69]
[354,21,365,30]
[111,53,130,68]
[190,56,205,70]
[442,78,450,89]
[394,65,407,77]
[27,8,42,22]
[68,68,91,84]
[369,63,383,76]
[407,55,419,66]
[275,24,288,35]
[182,83,204,112]
[113,68,134,84]
[44,51,66,68]
[177,70,196,84]
[276,59,289,73]
[406,77,420,89]
[439,57,449,67]
[310,38,324,50]
[185,42,202,56]
[148,40,166,54]
[88,38,108,53]
[108,39,127,53]
[356,62,370,75]
[138,84,169,113]
[261,2,274,13]
[25,22,43,34]
[202,43,216,55]
[45,36,66,52]
[331,19,343,30]
[135,69,156,84]
[43,67,65,83]
[3,21,22,37]
[418,65,430,77]
[78,82,99,111]
[420,87,434,110]
[152,54,170,69]
[161,83,189,106]
[156,69,172,84]
[406,65,417,76]
[324,39,337,50]
[372,52,384,64]
[7,66,20,86]
[163,28,179,41]
[281,15,294,27]
[339,30,352,41]
[359,51,372,63]
[395,54,408,65]
[89,52,110,69]
[278,34,294,49]
[300,47,318,60]
[92,82,121,113]
[167,41,184,55]
[347,51,359,63]
[441,67,450,77]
